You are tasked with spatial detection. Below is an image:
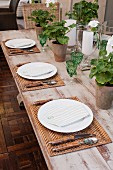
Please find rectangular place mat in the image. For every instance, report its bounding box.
[29,97,112,157]
[2,41,40,55]
[13,67,65,92]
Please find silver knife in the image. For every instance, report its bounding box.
[49,133,96,146]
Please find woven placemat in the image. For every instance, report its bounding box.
[13,67,65,92]
[2,41,40,56]
[29,97,112,157]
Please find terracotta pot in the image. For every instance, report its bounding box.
[51,42,67,62]
[35,26,43,38]
[96,83,113,110]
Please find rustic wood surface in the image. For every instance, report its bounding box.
[0,29,113,170]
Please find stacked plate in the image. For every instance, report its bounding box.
[5,38,36,49]
[17,62,57,80]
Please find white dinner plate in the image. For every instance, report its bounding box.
[17,62,57,80]
[38,99,93,133]
[5,38,36,49]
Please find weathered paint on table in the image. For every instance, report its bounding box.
[0,29,113,170]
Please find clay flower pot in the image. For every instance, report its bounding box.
[96,83,113,110]
[51,42,67,62]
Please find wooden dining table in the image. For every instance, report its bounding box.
[0,29,113,170]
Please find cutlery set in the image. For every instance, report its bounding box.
[52,137,98,152]
[10,48,34,54]
[45,133,98,152]
[49,133,96,146]
[25,80,57,88]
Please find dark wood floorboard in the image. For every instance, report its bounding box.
[0,55,48,170]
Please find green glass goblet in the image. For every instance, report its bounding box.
[38,34,48,52]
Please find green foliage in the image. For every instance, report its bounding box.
[89,40,113,86]
[66,51,83,77]
[66,0,99,25]
[28,9,56,28]
[39,20,76,45]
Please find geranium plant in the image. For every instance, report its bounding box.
[89,40,113,86]
[66,0,99,26]
[28,9,56,27]
[28,2,57,28]
[39,20,76,45]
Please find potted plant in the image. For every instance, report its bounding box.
[39,20,76,62]
[66,0,99,45]
[89,40,113,109]
[66,0,99,26]
[28,3,56,36]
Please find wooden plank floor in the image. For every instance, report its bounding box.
[0,54,48,170]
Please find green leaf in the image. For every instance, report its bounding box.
[96,72,112,84]
[89,67,97,78]
[96,61,105,72]
[57,36,69,45]
[69,23,76,29]
[90,59,98,65]
[99,49,107,56]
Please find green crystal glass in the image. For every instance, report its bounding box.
[71,51,83,65]
[66,60,77,77]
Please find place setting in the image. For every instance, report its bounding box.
[14,62,65,91]
[29,96,112,156]
[2,38,40,55]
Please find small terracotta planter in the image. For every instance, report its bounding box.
[96,83,113,110]
[35,26,43,38]
[51,42,67,62]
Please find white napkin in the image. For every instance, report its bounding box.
[23,66,53,77]
[46,104,90,127]
[10,39,33,48]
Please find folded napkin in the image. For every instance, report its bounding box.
[21,66,53,77]
[10,39,33,48]
[46,104,90,127]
